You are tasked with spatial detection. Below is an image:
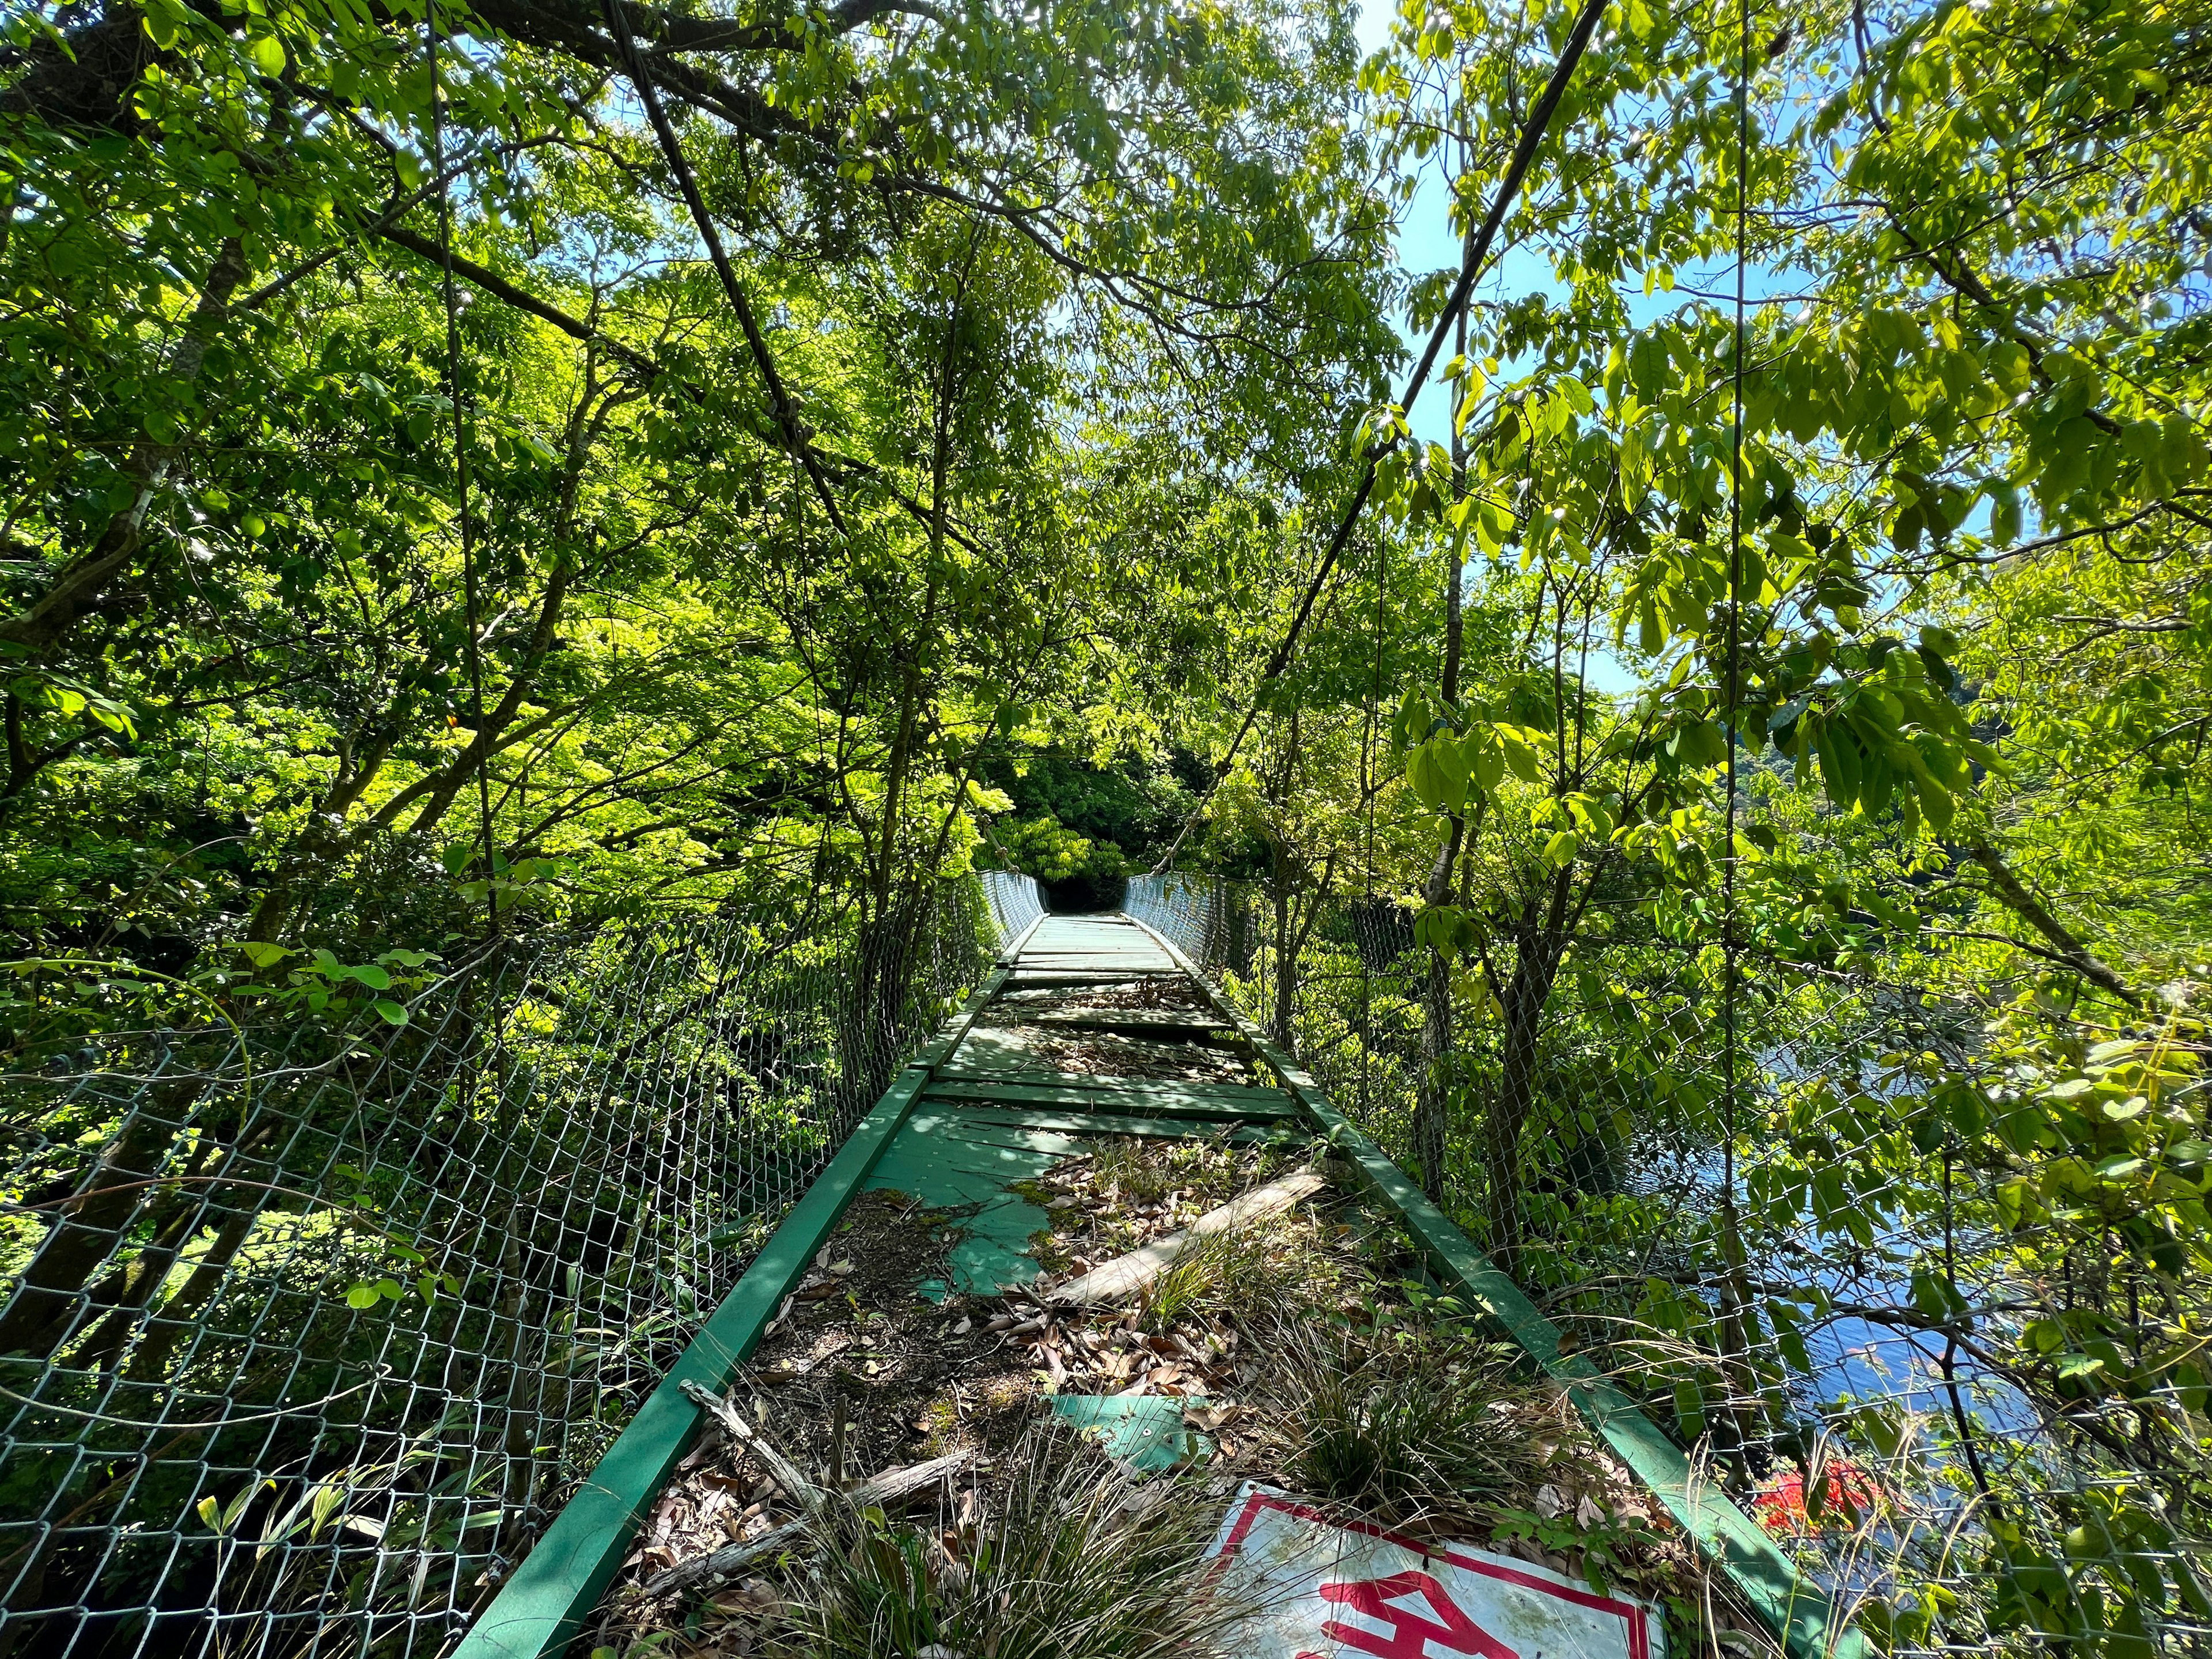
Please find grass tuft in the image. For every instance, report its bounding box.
[1277,1325,1548,1528]
[775,1429,1250,1659]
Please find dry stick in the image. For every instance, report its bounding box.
[678,1379,825,1511]
[1048,1169,1328,1306]
[601,0,848,538]
[1149,0,1611,875]
[642,1450,974,1597]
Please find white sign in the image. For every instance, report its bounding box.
[1206,1485,1662,1659]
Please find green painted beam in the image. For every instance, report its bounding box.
[1126,916,1863,1659]
[452,946,1023,1659]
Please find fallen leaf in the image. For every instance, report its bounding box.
[1576,1494,1605,1529]
[1535,1484,1565,1520]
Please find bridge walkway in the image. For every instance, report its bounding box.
[863,913,1303,1294]
[456,912,1847,1659]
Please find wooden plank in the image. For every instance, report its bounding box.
[930,1068,1286,1105]
[1003,972,1183,988]
[923,1078,1297,1121]
[1124,915,1863,1659]
[452,958,1018,1659]
[1048,1171,1330,1304]
[1031,1010,1236,1035]
[941,1105,1295,1145]
[931,1095,1284,1133]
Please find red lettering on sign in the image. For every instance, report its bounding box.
[1296,1569,1518,1659]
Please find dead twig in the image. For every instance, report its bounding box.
[642,1450,975,1597]
[680,1379,825,1511]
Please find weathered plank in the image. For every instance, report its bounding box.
[934,1104,1294,1146]
[1048,1170,1331,1305]
[923,1076,1297,1121]
[930,1068,1286,1105]
[1032,1010,1238,1036]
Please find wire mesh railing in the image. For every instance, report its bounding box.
[0,874,1031,1657]
[1135,870,2211,1657]
[978,870,1045,946]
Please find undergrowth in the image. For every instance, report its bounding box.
[773,1429,1256,1659]
[1274,1321,1550,1528]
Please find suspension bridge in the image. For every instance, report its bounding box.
[3,880,1856,1659]
[458,907,1838,1659]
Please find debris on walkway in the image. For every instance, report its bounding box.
[1207,1483,1666,1659]
[576,918,1758,1659]
[587,1139,1708,1658]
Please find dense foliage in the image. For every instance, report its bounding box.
[4,0,2210,1649]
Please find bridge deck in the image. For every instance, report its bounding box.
[866,913,1296,1294]
[457,911,1847,1659]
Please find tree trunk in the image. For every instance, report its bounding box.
[61,1143,220,1369]
[0,1085,203,1359]
[0,238,248,657]
[1412,821,1462,1202]
[1411,229,1474,1205]
[1483,875,1571,1264]
[122,1203,258,1383]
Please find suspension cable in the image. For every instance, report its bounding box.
[600,0,847,538]
[1150,0,1610,875]
[1719,0,1757,1455]
[427,0,499,937]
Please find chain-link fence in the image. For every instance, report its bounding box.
[978,872,1044,946]
[1134,870,2210,1657]
[0,873,1037,1657]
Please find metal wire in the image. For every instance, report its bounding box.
[1138,870,2212,1657]
[0,874,1035,1655]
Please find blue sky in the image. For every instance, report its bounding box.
[1351,0,1646,690]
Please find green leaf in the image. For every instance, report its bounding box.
[344,1283,380,1309]
[1464,732,1504,792]
[1497,726,1542,783]
[371,999,408,1027]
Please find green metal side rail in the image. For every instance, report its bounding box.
[1127,916,1865,1659]
[453,922,1036,1659]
